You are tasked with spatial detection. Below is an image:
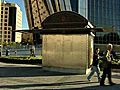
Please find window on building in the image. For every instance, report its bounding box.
[4,23,7,26]
[5,15,7,18]
[4,19,7,22]
[39,1,42,4]
[1,19,3,22]
[43,11,46,14]
[1,11,3,14]
[4,31,7,34]
[4,35,7,38]
[8,39,10,42]
[8,27,11,30]
[5,8,8,10]
[41,13,43,15]
[41,6,43,9]
[37,21,39,23]
[4,39,6,42]
[5,11,8,14]
[0,35,2,38]
[8,31,10,34]
[1,15,3,18]
[4,27,7,30]
[1,7,3,10]
[8,35,10,38]
[0,31,2,34]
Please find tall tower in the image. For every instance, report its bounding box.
[0,2,22,43]
[88,0,120,44]
[24,0,72,29]
[70,0,120,44]
[24,0,50,29]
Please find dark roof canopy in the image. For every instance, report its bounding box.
[42,11,88,29]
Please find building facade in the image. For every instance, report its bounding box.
[24,0,50,29]
[24,0,120,45]
[0,2,22,43]
[88,0,120,44]
[24,0,73,29]
[69,0,120,44]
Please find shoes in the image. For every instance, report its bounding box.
[87,77,91,82]
[100,82,116,86]
[110,82,116,86]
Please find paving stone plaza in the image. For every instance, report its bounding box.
[0,62,120,90]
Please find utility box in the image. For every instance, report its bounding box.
[42,34,94,74]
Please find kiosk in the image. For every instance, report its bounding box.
[41,11,99,74]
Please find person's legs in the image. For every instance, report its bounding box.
[87,67,95,81]
[107,68,112,83]
[100,68,107,85]
[107,68,115,85]
[96,66,101,82]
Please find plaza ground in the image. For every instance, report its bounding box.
[0,62,120,90]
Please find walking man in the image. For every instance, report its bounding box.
[100,43,116,86]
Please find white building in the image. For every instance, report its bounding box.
[0,2,22,43]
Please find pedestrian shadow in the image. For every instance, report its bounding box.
[0,67,79,77]
[0,80,98,89]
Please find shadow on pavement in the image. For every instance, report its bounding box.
[0,81,97,89]
[0,81,119,90]
[64,84,120,90]
[0,67,78,77]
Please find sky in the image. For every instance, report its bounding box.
[5,0,29,29]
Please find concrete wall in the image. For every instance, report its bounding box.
[42,34,94,74]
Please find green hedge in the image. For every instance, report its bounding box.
[0,56,42,64]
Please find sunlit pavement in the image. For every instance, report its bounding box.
[0,62,120,90]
